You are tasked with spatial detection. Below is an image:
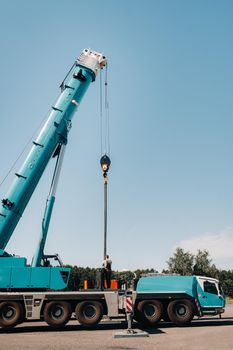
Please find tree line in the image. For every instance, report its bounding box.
[66,248,233,297]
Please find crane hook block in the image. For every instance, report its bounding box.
[100,154,111,176]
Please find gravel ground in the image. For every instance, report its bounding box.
[0,304,232,350]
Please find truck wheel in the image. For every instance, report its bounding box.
[44,301,71,327]
[167,299,194,326]
[133,309,142,323]
[137,300,163,326]
[0,301,24,328]
[75,301,103,327]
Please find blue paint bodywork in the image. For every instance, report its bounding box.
[0,59,96,290]
[0,257,70,290]
[137,275,196,296]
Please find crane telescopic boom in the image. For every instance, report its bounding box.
[0,48,107,290]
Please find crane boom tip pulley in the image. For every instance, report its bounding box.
[77,48,107,81]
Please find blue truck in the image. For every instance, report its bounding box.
[0,49,225,329]
[135,274,225,326]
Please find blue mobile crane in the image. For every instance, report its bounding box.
[0,49,225,330]
[0,48,107,291]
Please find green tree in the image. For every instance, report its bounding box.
[193,249,212,277]
[112,270,134,288]
[167,248,194,275]
[67,266,99,291]
[167,248,220,278]
[218,270,233,297]
[193,249,218,277]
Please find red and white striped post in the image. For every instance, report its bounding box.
[125,296,133,313]
[125,292,134,331]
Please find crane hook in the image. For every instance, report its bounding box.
[100,154,111,179]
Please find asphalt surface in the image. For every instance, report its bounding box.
[0,304,233,350]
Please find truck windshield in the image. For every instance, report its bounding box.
[203,281,218,295]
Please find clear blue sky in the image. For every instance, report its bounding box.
[0,0,232,271]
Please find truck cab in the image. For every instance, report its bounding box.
[196,276,225,312]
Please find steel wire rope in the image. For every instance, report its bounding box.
[104,63,110,156]
[100,65,111,157]
[59,60,76,91]
[100,69,103,156]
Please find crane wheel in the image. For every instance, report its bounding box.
[0,301,24,328]
[75,301,103,327]
[43,301,71,327]
[137,300,163,326]
[133,308,142,323]
[167,299,194,326]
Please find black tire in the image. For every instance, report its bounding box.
[75,301,103,327]
[137,300,163,326]
[162,309,171,322]
[133,308,143,323]
[44,301,71,327]
[167,299,194,326]
[0,301,24,328]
